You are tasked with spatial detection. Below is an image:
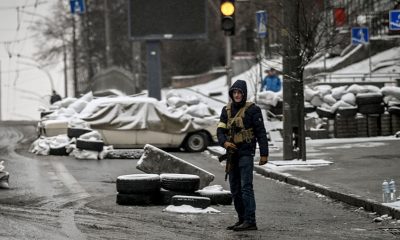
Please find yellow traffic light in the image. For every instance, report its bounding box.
[220,1,235,16]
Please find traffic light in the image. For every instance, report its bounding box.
[220,0,235,35]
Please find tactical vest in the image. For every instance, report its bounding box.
[226,102,254,144]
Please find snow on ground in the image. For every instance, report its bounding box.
[262,159,332,172]
[334,47,400,75]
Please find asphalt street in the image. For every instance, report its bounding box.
[0,124,398,239]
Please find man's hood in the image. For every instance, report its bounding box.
[229,80,247,106]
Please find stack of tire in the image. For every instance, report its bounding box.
[75,130,105,154]
[334,106,358,138]
[389,106,400,135]
[116,174,161,205]
[334,115,357,138]
[380,112,392,136]
[356,114,368,137]
[159,174,209,208]
[115,173,232,208]
[356,93,385,137]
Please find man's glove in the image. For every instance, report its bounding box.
[259,156,268,165]
[223,141,237,150]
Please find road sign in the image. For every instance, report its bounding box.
[351,27,369,45]
[389,10,400,31]
[256,10,267,38]
[70,0,86,14]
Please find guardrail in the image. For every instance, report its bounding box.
[306,73,400,87]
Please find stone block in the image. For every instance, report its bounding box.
[137,144,214,188]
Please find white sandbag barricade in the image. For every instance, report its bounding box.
[303,83,400,139]
[137,144,214,188]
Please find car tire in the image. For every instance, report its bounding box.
[157,188,200,205]
[116,193,156,206]
[358,103,385,115]
[76,139,104,152]
[160,174,200,193]
[49,146,69,156]
[171,195,211,209]
[388,106,400,116]
[356,93,383,105]
[316,107,335,119]
[116,174,161,194]
[67,128,92,139]
[184,132,209,152]
[197,191,232,205]
[337,107,358,118]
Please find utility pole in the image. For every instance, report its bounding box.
[131,42,141,94]
[282,0,306,161]
[72,14,78,97]
[0,60,2,121]
[104,0,112,67]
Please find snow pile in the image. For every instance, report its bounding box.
[263,159,333,172]
[163,205,220,214]
[256,91,283,107]
[196,185,230,194]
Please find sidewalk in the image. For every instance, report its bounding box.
[208,136,400,219]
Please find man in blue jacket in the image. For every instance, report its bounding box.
[261,68,281,92]
[217,79,269,231]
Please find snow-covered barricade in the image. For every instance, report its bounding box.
[32,91,219,158]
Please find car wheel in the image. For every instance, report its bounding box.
[184,132,209,152]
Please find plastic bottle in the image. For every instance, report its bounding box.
[389,179,396,202]
[382,180,390,203]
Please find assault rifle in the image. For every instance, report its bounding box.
[218,126,237,181]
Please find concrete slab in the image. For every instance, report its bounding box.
[137,144,215,188]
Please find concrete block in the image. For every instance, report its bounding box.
[137,144,214,188]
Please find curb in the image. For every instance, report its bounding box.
[207,147,400,219]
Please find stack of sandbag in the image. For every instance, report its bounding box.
[256,91,283,114]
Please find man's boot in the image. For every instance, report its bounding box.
[233,222,258,231]
[226,221,243,230]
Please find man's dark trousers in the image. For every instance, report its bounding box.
[229,155,256,224]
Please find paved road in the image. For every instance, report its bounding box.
[0,126,398,239]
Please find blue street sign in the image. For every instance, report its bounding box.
[389,10,400,31]
[351,27,369,45]
[256,10,267,38]
[70,0,86,14]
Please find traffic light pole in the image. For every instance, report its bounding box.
[225,35,232,89]
[146,40,162,100]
